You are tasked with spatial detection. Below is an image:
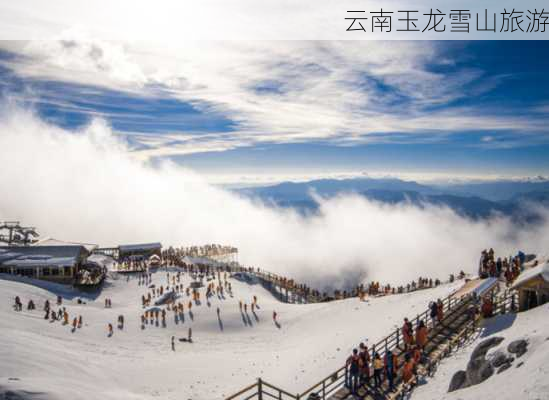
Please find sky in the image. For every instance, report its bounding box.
[1,40,549,184]
[2,39,549,283]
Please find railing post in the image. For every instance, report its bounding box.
[258,378,263,400]
[396,328,400,348]
[322,380,326,399]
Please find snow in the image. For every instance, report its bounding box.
[0,270,462,400]
[511,260,549,290]
[413,303,549,400]
[33,238,99,252]
[472,277,498,297]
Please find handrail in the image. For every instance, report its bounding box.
[225,286,518,400]
[298,291,469,399]
[390,317,477,400]
[261,380,299,398]
[391,288,518,400]
[223,289,469,400]
[225,382,259,400]
[225,379,299,400]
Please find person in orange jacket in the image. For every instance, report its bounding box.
[402,354,415,384]
[412,346,422,365]
[437,299,444,323]
[402,318,413,350]
[416,320,428,350]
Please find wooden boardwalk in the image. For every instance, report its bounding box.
[327,296,474,400]
[224,282,517,400]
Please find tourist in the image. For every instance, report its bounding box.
[384,349,398,392]
[437,299,444,324]
[14,296,22,311]
[430,300,438,327]
[346,348,360,394]
[402,318,413,350]
[358,343,370,386]
[372,353,383,388]
[416,320,428,350]
[402,354,415,385]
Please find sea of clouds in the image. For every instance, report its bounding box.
[1,105,548,291]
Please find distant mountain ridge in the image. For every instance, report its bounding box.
[236,177,549,221]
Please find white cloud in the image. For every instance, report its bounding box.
[1,105,548,290]
[1,40,546,159]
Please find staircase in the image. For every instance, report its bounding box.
[325,294,475,400]
[225,286,517,400]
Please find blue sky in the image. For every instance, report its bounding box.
[1,40,549,183]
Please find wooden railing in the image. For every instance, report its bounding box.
[225,379,299,400]
[391,287,519,400]
[225,289,471,400]
[297,291,470,400]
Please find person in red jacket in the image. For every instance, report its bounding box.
[437,299,444,323]
[358,342,370,386]
[416,320,428,350]
[402,318,413,350]
[402,354,415,385]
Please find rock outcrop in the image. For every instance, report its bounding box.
[507,339,528,358]
[448,370,467,392]
[448,336,529,392]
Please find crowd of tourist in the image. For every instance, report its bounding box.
[478,247,528,286]
[10,242,532,399]
[162,244,238,263]
[12,294,84,333]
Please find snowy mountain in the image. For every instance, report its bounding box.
[0,271,459,400]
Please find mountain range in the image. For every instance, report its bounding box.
[236,177,549,221]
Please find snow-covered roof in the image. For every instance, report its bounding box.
[472,277,499,297]
[0,245,87,268]
[33,237,98,252]
[4,257,77,267]
[511,261,549,290]
[118,243,162,252]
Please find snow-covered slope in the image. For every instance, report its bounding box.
[0,271,460,400]
[414,303,549,400]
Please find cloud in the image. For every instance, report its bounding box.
[1,105,548,291]
[2,40,548,158]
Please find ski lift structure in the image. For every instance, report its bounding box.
[0,221,39,246]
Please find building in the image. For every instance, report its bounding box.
[511,261,549,311]
[33,237,98,252]
[118,242,162,261]
[0,245,91,284]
